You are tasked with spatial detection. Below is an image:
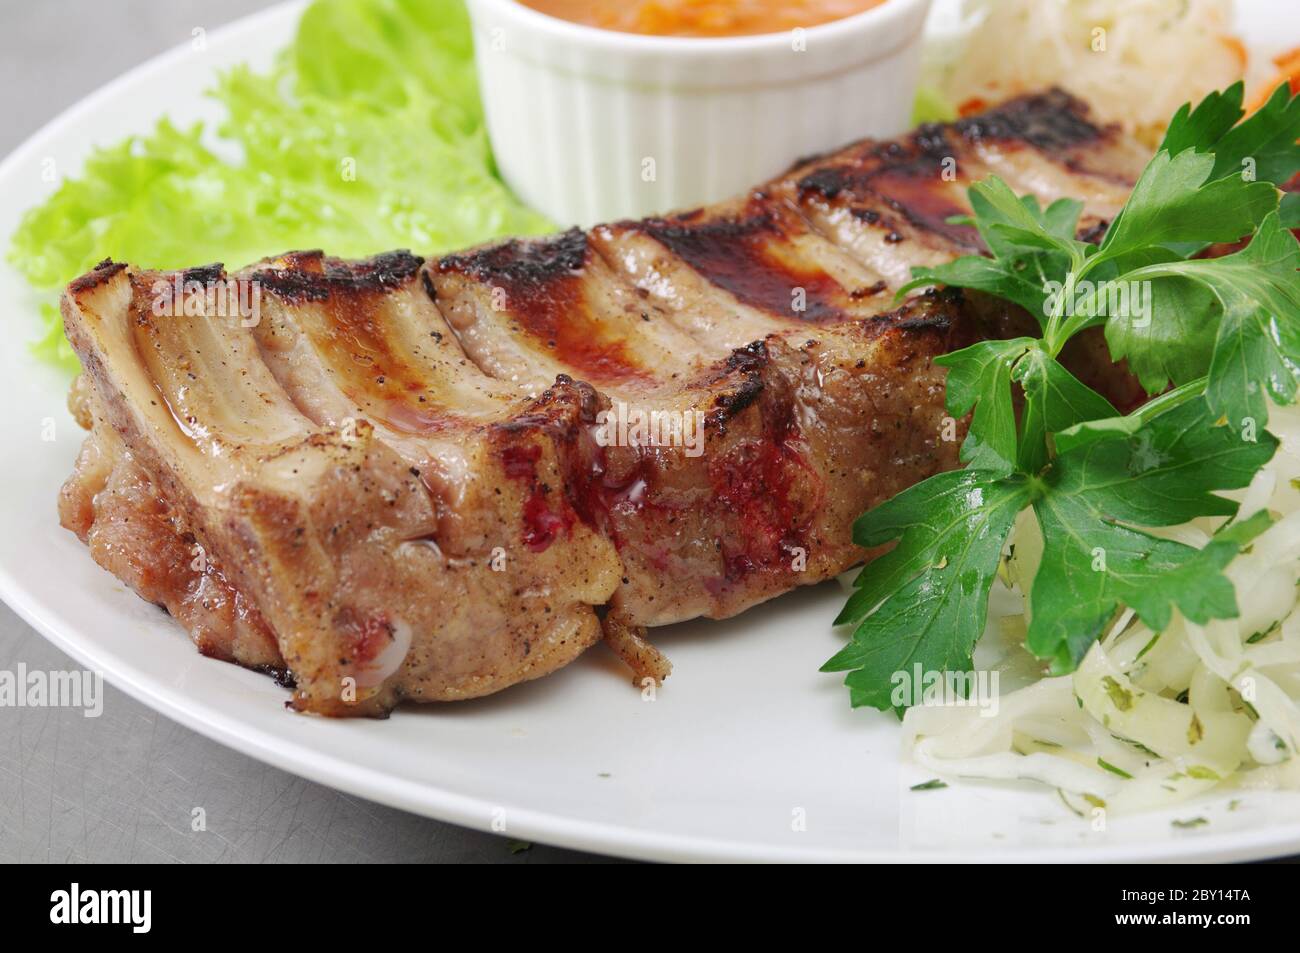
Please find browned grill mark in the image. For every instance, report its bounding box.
[259,252,467,435]
[704,340,771,432]
[181,262,227,285]
[953,88,1102,153]
[793,89,1125,252]
[257,249,424,303]
[951,89,1144,186]
[437,229,655,386]
[632,202,850,324]
[867,169,984,251]
[795,137,983,252]
[68,259,129,294]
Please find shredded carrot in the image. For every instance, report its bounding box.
[1223,35,1250,72]
[1248,46,1300,113]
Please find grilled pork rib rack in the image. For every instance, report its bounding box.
[59,91,1149,715]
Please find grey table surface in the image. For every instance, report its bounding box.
[0,0,608,864]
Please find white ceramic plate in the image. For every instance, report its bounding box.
[3,0,1300,863]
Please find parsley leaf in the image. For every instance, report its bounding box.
[1127,213,1300,427]
[901,255,1057,322]
[1282,192,1300,230]
[1026,399,1277,670]
[1098,253,1222,394]
[825,397,1272,712]
[967,177,1090,261]
[1054,377,1207,455]
[934,340,1118,477]
[1159,82,1250,158]
[826,469,1033,712]
[1159,81,1300,185]
[830,85,1300,715]
[1207,82,1300,185]
[1012,347,1117,472]
[933,338,1035,474]
[1096,151,1279,269]
[900,183,1081,324]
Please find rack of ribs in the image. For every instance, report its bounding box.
[58,90,1151,715]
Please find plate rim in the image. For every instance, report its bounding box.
[4,0,1300,864]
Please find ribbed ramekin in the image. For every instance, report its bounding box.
[464,0,934,226]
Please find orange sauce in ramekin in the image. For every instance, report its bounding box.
[517,0,889,38]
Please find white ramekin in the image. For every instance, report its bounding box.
[465,0,934,226]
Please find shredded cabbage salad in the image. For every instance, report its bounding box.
[898,400,1300,815]
[7,0,552,372]
[921,0,1246,144]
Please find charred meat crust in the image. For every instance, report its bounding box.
[435,230,656,385]
[794,145,985,251]
[437,228,589,286]
[182,262,227,285]
[252,256,472,434]
[630,205,849,323]
[68,258,128,294]
[794,88,1108,201]
[791,88,1126,248]
[951,88,1104,152]
[707,341,771,429]
[257,250,425,303]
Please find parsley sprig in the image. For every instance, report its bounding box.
[829,83,1300,712]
